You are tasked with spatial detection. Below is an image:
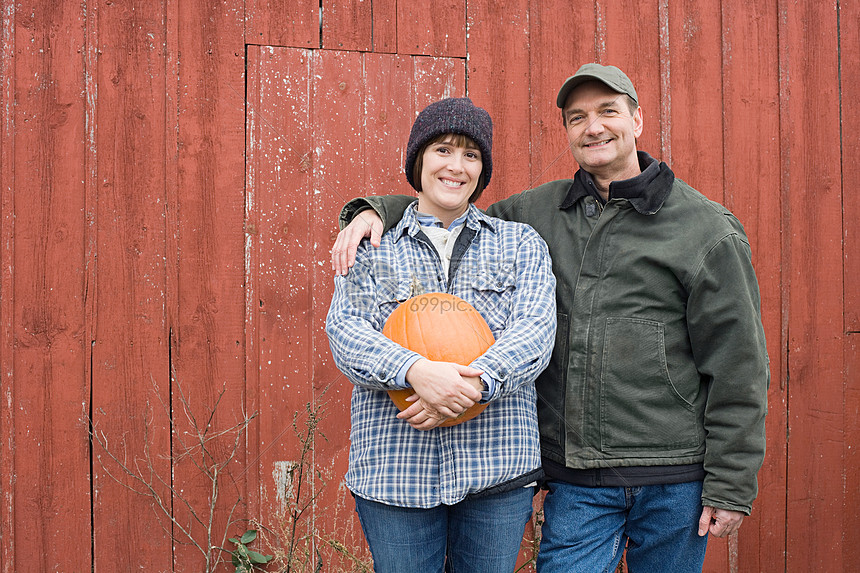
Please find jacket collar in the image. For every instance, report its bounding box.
[558,151,675,215]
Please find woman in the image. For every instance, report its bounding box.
[326,97,556,573]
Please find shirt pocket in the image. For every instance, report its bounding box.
[374,279,414,328]
[467,266,516,333]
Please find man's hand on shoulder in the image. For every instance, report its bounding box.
[331,210,383,275]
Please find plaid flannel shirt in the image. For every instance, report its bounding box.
[326,203,556,508]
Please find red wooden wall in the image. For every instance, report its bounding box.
[0,1,856,571]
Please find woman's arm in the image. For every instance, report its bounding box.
[326,244,484,419]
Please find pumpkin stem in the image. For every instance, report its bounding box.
[410,275,426,297]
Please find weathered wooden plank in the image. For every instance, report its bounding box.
[364,53,415,196]
[720,1,785,570]
[664,0,724,202]
[527,0,594,187]
[842,4,860,566]
[372,0,398,53]
[0,2,91,571]
[467,1,556,571]
[0,1,16,570]
[311,48,370,569]
[843,0,860,333]
[845,334,860,568]
[245,44,318,556]
[601,0,663,164]
[412,55,467,112]
[779,0,846,570]
[170,0,248,569]
[89,0,172,570]
[322,0,372,51]
[467,0,531,207]
[398,0,466,57]
[245,0,318,48]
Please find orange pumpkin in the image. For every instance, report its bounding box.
[382,292,494,427]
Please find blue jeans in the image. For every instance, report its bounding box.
[354,486,535,573]
[537,481,708,573]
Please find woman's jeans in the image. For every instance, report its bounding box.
[536,480,708,573]
[354,486,535,573]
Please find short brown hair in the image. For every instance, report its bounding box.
[411,133,487,203]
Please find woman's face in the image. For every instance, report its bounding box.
[417,136,482,226]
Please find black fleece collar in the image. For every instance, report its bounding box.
[558,151,675,215]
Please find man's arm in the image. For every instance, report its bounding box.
[331,195,415,275]
[337,195,416,232]
[331,209,383,275]
[331,192,528,275]
[687,231,769,517]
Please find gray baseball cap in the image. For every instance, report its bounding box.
[556,63,639,108]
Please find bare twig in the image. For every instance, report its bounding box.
[88,376,258,572]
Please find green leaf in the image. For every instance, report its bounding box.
[248,549,272,564]
[231,553,241,567]
[241,529,258,544]
[229,537,240,545]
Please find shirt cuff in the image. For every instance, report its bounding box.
[480,373,496,402]
[394,355,422,389]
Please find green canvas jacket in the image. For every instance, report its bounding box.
[340,153,769,514]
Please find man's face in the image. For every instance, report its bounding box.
[562,80,643,180]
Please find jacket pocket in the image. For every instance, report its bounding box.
[600,317,700,452]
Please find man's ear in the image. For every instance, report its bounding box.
[633,106,644,139]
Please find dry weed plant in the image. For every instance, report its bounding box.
[89,377,255,572]
[89,377,373,572]
[251,399,372,572]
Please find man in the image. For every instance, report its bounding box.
[331,64,769,572]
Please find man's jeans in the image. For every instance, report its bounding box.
[354,486,534,573]
[537,480,708,573]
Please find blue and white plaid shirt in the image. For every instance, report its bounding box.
[326,203,556,508]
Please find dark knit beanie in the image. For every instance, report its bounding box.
[404,98,493,192]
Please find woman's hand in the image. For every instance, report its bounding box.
[396,397,450,430]
[397,371,484,430]
[331,210,383,275]
[401,359,483,418]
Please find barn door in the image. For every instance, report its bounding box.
[244,45,465,566]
